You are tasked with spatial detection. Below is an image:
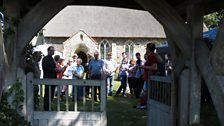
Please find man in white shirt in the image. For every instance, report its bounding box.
[104,52,117,96]
[64,53,78,79]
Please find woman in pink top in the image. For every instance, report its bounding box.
[58,58,67,96]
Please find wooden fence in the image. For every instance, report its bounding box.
[147,76,173,126]
[26,72,107,126]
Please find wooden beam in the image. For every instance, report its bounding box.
[0,24,4,101]
[26,72,34,125]
[136,0,191,59]
[17,0,73,56]
[166,27,190,126]
[179,69,190,126]
[174,0,222,15]
[33,79,101,86]
[195,39,224,126]
[175,0,205,14]
[2,0,20,89]
[210,22,224,75]
[3,0,20,66]
[187,5,203,125]
[203,1,224,15]
[165,29,184,126]
[165,29,186,76]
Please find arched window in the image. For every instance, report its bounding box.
[100,40,111,59]
[130,44,134,59]
[124,41,134,59]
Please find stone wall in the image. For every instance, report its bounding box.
[44,37,68,52]
[42,36,166,63]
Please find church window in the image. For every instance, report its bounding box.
[130,44,134,59]
[124,41,134,59]
[100,40,111,59]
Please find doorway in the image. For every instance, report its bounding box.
[77,51,87,71]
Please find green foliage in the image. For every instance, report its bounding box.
[25,43,36,74]
[0,80,30,126]
[204,10,224,28]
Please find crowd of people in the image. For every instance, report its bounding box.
[32,43,172,111]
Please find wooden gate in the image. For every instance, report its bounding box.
[26,73,107,126]
[147,76,173,126]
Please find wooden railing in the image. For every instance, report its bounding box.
[26,72,107,126]
[149,76,172,106]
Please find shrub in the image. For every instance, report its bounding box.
[0,80,30,126]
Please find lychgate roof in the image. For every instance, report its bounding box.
[43,6,166,38]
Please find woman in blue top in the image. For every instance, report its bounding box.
[72,58,84,100]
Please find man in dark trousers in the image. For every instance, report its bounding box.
[134,52,144,98]
[42,46,57,111]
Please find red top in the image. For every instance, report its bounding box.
[56,63,63,79]
[144,53,157,81]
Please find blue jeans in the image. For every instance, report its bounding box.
[73,86,83,99]
[106,75,114,94]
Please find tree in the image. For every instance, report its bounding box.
[204,10,224,28]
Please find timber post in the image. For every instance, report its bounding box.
[0,22,4,101]
[26,72,34,126]
[179,69,190,126]
[187,5,203,125]
[100,78,107,126]
[3,0,20,88]
[210,22,224,75]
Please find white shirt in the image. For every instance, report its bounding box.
[104,58,117,76]
[63,62,77,79]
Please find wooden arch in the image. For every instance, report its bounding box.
[2,0,224,126]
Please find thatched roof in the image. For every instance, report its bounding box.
[43,6,166,38]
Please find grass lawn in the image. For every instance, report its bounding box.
[107,80,147,126]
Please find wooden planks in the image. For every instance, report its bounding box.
[149,100,171,126]
[148,76,172,126]
[34,112,102,126]
[32,119,101,126]
[34,111,101,121]
[39,119,48,126]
